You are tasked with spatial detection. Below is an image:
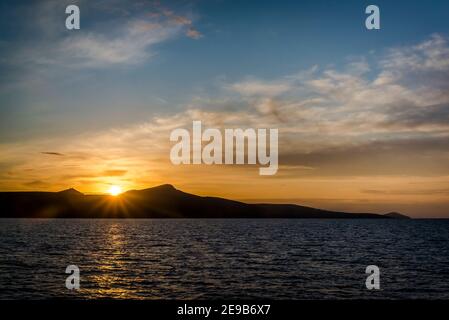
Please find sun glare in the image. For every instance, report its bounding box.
[108,185,122,196]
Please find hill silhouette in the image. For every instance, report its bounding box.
[0,184,409,219]
[384,212,411,219]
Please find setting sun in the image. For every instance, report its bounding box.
[108,185,122,196]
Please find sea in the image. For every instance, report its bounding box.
[0,219,448,299]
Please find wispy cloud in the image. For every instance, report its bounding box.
[1,0,202,70]
[186,27,203,39]
[362,188,449,195]
[58,19,175,67]
[224,34,449,138]
[229,79,292,97]
[102,169,128,177]
[381,34,449,72]
[41,152,64,156]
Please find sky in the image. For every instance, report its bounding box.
[1,0,449,217]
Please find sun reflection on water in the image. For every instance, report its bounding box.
[81,222,143,299]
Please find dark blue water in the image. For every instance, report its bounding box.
[0,219,448,299]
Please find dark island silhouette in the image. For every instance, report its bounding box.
[0,184,410,219]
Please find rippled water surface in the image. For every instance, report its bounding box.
[0,219,448,299]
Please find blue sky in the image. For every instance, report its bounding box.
[1,1,449,217]
[1,0,449,141]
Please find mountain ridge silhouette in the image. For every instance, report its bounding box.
[0,184,410,219]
